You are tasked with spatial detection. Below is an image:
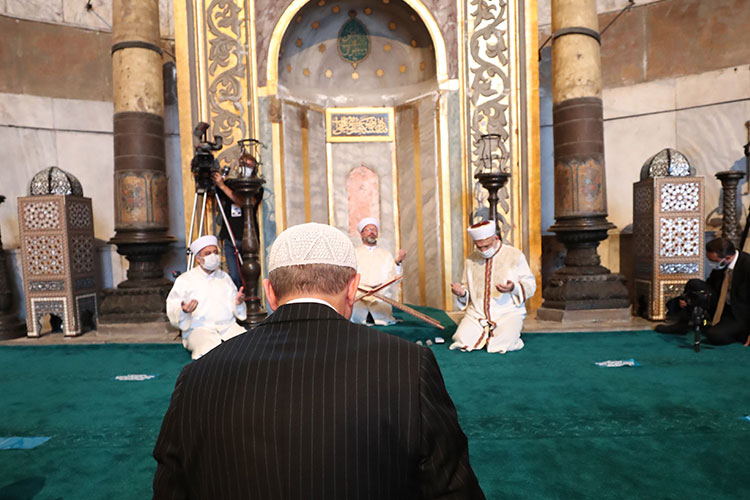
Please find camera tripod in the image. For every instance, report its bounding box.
[186,183,242,271]
[681,305,714,353]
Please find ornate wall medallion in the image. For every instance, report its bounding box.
[338,12,370,66]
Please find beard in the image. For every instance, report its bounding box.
[364,236,377,245]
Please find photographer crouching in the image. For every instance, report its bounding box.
[655,237,750,346]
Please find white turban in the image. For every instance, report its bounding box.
[268,223,358,272]
[467,221,496,241]
[357,217,379,234]
[189,235,219,255]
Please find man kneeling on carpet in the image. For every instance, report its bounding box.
[450,220,536,353]
[166,235,247,359]
[655,236,750,346]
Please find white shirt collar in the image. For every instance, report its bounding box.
[285,297,338,312]
[729,250,739,270]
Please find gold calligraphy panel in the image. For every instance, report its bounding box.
[326,107,394,143]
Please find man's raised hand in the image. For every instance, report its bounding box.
[235,286,246,305]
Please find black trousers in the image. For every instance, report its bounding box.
[705,305,748,345]
[664,279,747,345]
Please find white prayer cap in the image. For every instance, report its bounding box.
[357,217,379,233]
[189,235,219,255]
[268,223,358,272]
[467,221,496,241]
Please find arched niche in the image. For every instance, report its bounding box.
[269,0,446,309]
[277,0,437,107]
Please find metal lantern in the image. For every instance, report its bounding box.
[474,134,510,237]
[236,139,263,179]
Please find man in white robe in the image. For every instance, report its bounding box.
[166,235,247,359]
[450,221,536,353]
[351,217,407,325]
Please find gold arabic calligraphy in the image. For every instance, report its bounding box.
[331,115,389,136]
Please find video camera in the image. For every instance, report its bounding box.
[190,122,227,193]
[681,289,712,311]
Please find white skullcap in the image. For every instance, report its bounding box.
[467,221,496,241]
[189,235,218,255]
[268,223,358,272]
[357,217,379,233]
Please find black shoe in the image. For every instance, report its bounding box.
[654,321,689,334]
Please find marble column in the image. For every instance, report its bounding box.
[99,0,175,325]
[0,195,25,339]
[538,0,629,321]
[716,171,745,246]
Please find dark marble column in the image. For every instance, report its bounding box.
[99,0,175,325]
[0,196,25,339]
[538,0,629,321]
[715,171,745,246]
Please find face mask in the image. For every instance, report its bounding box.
[480,243,498,259]
[708,258,729,271]
[200,253,220,271]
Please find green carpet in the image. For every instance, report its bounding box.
[1,308,749,499]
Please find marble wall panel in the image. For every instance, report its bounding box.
[446,91,464,285]
[417,97,441,309]
[61,0,111,31]
[54,130,115,240]
[281,102,305,228]
[0,126,58,248]
[330,141,396,254]
[675,66,750,109]
[307,108,328,224]
[602,80,675,120]
[6,0,63,24]
[675,101,750,223]
[395,105,419,305]
[0,93,55,129]
[52,98,113,133]
[3,0,174,38]
[257,96,276,271]
[603,111,677,231]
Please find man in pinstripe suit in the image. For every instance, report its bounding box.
[153,222,484,499]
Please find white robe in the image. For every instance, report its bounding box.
[166,266,247,359]
[352,245,402,325]
[450,244,536,353]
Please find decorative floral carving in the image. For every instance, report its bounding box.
[467,0,512,242]
[206,0,247,172]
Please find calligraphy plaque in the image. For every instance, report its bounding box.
[338,15,370,65]
[326,107,394,143]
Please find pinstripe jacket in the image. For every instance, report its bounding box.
[153,302,484,499]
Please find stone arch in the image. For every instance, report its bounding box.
[267,0,448,94]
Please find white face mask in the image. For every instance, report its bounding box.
[716,259,729,270]
[200,253,221,271]
[480,242,498,259]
